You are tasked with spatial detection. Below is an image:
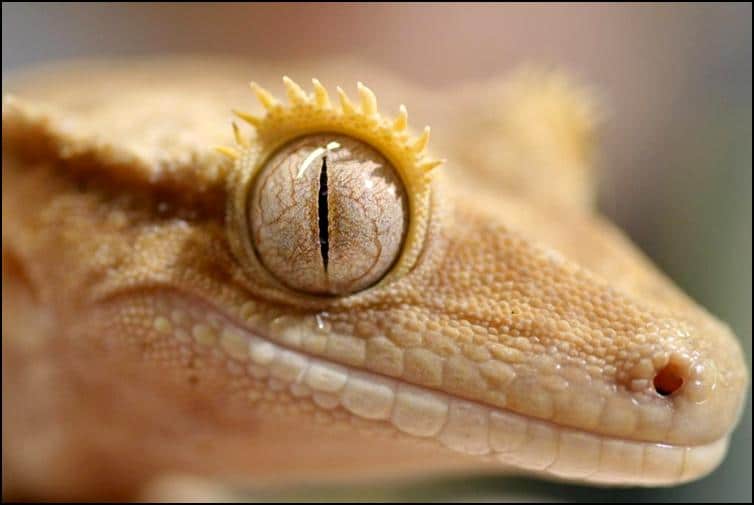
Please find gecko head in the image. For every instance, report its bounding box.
[207,77,749,486]
[4,69,746,494]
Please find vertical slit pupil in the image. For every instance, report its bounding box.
[318,155,329,271]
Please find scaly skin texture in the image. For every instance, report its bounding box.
[2,58,749,500]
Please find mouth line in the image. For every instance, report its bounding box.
[224,315,728,486]
[102,287,730,485]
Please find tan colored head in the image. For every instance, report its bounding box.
[2,58,748,500]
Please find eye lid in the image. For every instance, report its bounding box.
[222,77,443,299]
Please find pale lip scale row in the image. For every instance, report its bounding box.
[152,309,727,487]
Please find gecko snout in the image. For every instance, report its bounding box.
[646,324,748,447]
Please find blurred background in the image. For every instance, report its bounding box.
[3,3,751,502]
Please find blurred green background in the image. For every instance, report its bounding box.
[3,3,751,502]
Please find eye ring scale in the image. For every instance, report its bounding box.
[221,77,444,298]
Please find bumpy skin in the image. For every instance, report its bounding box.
[1,58,748,500]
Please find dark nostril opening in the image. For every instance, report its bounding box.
[654,363,685,396]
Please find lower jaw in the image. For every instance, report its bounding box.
[107,291,729,487]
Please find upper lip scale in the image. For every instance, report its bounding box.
[106,286,733,451]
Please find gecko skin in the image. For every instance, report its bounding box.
[2,58,748,500]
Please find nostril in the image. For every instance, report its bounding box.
[654,362,685,396]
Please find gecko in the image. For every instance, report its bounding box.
[2,57,748,501]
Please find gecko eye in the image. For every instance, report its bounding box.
[249,134,408,295]
[224,78,442,298]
